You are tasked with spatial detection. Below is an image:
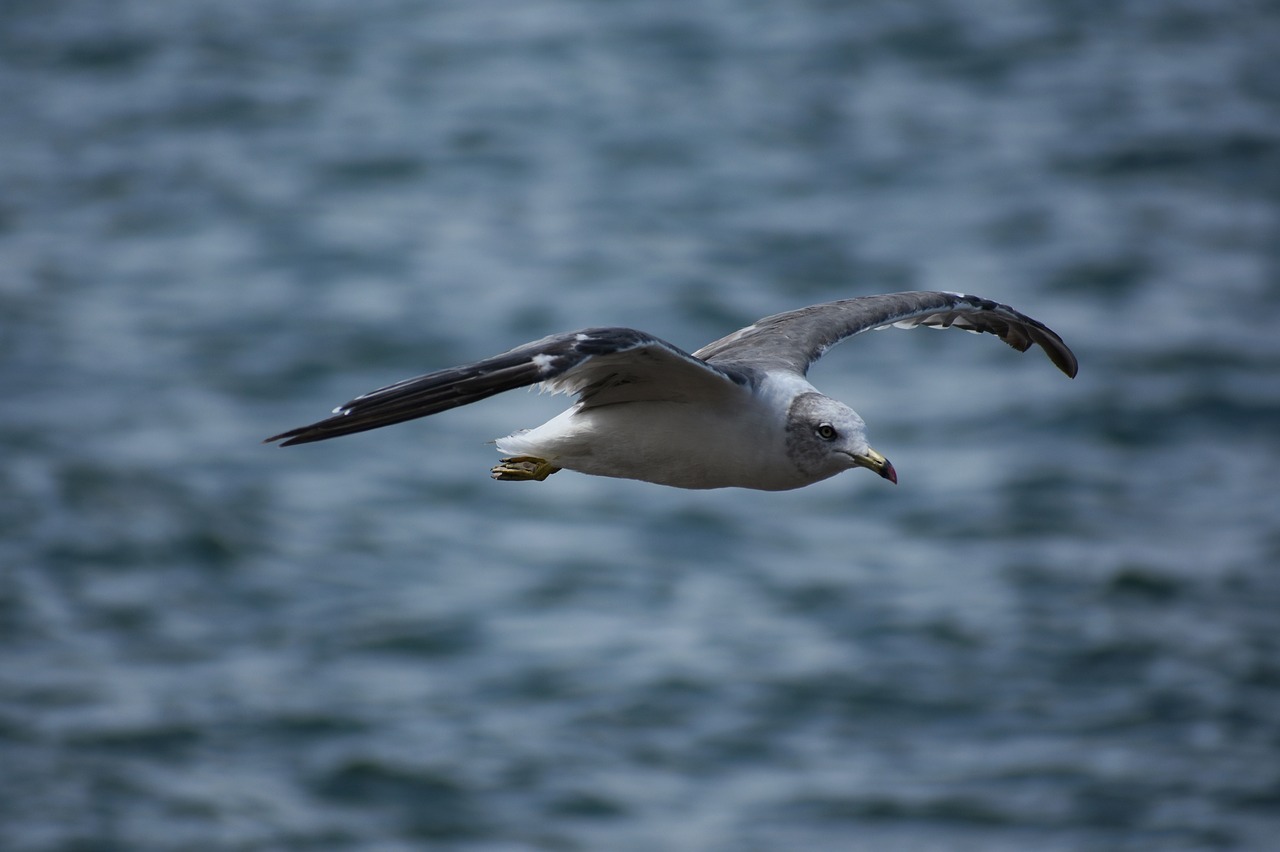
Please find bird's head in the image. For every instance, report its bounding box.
[784,392,897,485]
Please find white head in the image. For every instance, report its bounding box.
[784,392,897,485]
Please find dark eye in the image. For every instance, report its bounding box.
[816,423,838,441]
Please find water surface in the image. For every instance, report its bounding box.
[2,1,1278,849]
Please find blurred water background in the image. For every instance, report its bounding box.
[3,1,1279,849]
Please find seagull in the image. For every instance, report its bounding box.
[266,291,1077,490]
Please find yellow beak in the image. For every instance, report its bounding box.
[853,446,897,484]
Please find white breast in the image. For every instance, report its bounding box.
[496,376,819,490]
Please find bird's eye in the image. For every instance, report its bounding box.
[816,423,838,441]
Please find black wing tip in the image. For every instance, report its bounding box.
[263,428,317,447]
[1025,318,1079,379]
[962,291,1077,380]
[263,414,357,447]
[1055,347,1080,379]
[1041,348,1079,379]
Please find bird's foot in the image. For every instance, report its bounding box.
[491,456,561,482]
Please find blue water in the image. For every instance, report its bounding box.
[3,1,1279,849]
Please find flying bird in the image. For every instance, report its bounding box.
[266,291,1077,490]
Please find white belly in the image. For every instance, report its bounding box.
[496,400,807,490]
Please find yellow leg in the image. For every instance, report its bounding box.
[491,455,561,482]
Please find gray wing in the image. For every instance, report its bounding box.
[694,291,1078,378]
[265,328,748,446]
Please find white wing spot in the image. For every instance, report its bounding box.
[531,353,558,375]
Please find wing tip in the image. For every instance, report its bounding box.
[262,429,309,447]
[1029,327,1079,379]
[1051,347,1079,379]
[263,418,350,447]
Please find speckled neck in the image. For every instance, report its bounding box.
[784,391,831,477]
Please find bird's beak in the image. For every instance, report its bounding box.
[853,447,897,484]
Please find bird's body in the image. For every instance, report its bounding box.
[267,292,1077,490]
[497,371,818,490]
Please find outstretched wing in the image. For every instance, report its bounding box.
[265,328,748,446]
[694,291,1078,379]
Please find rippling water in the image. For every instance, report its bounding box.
[3,1,1279,849]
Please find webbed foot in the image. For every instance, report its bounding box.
[491,456,561,482]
